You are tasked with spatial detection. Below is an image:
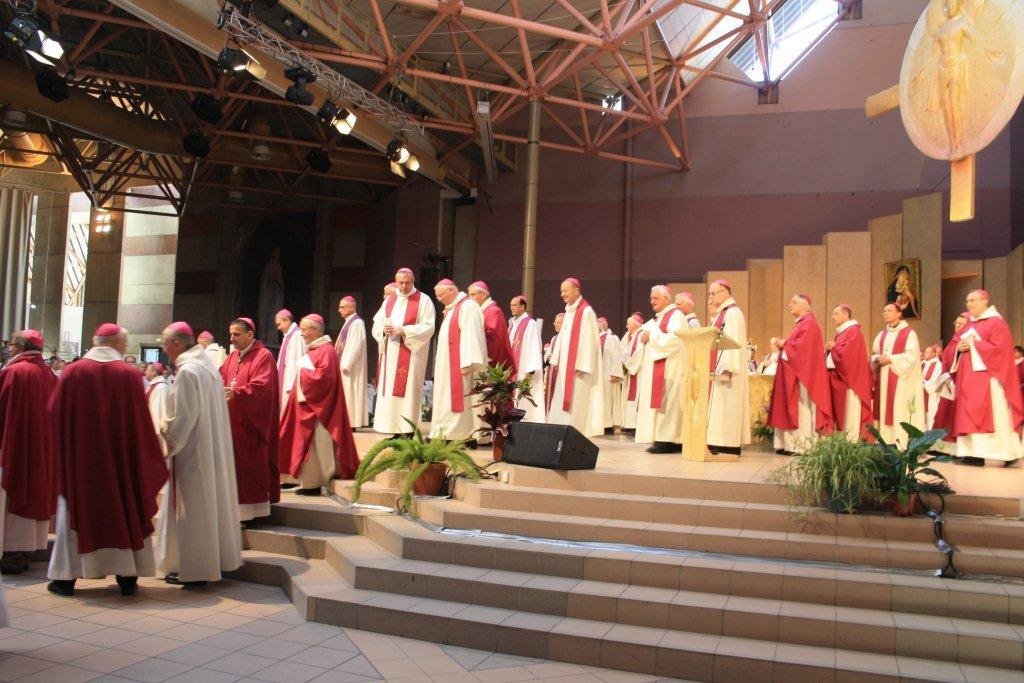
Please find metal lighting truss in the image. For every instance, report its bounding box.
[217,5,425,138]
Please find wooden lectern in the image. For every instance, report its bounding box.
[674,326,742,462]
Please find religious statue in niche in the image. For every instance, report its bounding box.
[885,259,922,320]
[257,247,284,345]
[866,0,1024,221]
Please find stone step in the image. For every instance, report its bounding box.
[232,549,1024,682]
[322,532,1024,669]
[264,502,1024,625]
[490,460,1022,519]
[417,498,1024,579]
[451,479,1024,551]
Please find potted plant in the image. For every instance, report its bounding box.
[470,363,535,460]
[868,423,953,516]
[767,433,881,514]
[351,419,481,513]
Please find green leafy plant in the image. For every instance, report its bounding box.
[868,422,953,509]
[470,363,535,441]
[351,418,481,513]
[768,433,882,514]
[751,418,773,443]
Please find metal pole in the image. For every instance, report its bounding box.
[521,99,540,309]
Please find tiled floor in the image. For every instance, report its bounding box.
[0,566,685,682]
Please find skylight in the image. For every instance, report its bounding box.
[731,0,839,82]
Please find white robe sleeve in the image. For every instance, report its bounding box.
[340,319,366,375]
[572,307,601,376]
[871,331,882,364]
[547,333,560,367]
[519,320,544,376]
[160,370,199,460]
[371,303,387,344]
[888,330,921,377]
[715,307,747,375]
[459,302,488,370]
[402,295,436,355]
[604,335,624,379]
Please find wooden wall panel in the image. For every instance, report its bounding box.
[747,259,783,354]
[825,231,872,349]
[782,245,827,328]
[901,193,942,352]
[706,270,749,327]
[666,281,707,326]
[1006,244,1023,343]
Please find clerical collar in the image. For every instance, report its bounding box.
[716,297,736,314]
[307,335,332,349]
[344,312,357,321]
[398,287,417,299]
[445,291,467,311]
[238,340,256,356]
[482,297,494,309]
[887,320,907,331]
[84,346,124,363]
[9,350,42,363]
[836,319,858,334]
[564,297,581,311]
[972,305,1001,321]
[655,306,672,319]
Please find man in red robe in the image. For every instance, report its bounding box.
[824,305,872,440]
[468,280,516,373]
[46,324,167,596]
[221,317,280,521]
[279,314,360,495]
[0,330,57,575]
[768,294,833,454]
[950,290,1024,464]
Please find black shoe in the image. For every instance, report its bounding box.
[295,487,322,496]
[604,428,614,435]
[646,442,682,454]
[47,579,76,596]
[957,456,985,467]
[465,439,479,449]
[280,482,299,490]
[709,445,741,456]
[164,573,208,587]
[115,575,138,596]
[0,552,29,575]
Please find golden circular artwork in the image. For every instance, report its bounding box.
[899,0,1024,161]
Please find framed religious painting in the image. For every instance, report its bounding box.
[885,258,922,320]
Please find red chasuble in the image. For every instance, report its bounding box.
[0,353,58,520]
[767,313,833,432]
[871,325,912,426]
[279,341,360,479]
[950,315,1024,438]
[482,301,516,373]
[931,339,959,440]
[384,291,422,398]
[48,355,167,554]
[827,324,873,438]
[625,333,641,402]
[221,341,281,506]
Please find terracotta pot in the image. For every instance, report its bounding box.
[411,462,448,496]
[889,492,920,517]
[492,433,506,461]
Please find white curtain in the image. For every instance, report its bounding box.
[0,187,33,338]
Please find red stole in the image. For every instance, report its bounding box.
[922,360,938,413]
[872,325,911,426]
[651,308,679,410]
[444,297,469,413]
[384,291,422,398]
[145,382,158,400]
[510,315,530,369]
[709,304,733,371]
[827,323,873,437]
[561,299,591,412]
[626,332,641,402]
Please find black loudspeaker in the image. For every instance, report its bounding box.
[502,422,598,470]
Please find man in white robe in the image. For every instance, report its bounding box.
[921,345,944,430]
[543,312,564,414]
[674,293,701,328]
[636,286,684,453]
[871,304,925,444]
[158,323,242,586]
[276,309,303,414]
[198,331,227,368]
[597,317,624,433]
[508,295,545,422]
[336,296,368,428]
[372,268,436,436]
[429,281,487,441]
[620,313,645,432]
[547,279,604,437]
[706,280,751,455]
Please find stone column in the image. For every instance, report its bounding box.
[82,196,125,341]
[28,190,70,348]
[0,187,34,337]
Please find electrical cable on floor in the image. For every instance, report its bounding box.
[922,491,963,579]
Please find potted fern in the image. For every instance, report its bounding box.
[351,419,481,513]
[768,433,881,514]
[470,364,535,460]
[868,423,952,516]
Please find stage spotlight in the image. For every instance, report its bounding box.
[405,154,420,172]
[297,24,309,39]
[191,93,223,124]
[5,14,64,67]
[316,100,356,136]
[284,65,315,106]
[217,46,267,80]
[182,131,211,158]
[306,148,331,173]
[389,160,406,178]
[35,70,68,103]
[386,136,410,165]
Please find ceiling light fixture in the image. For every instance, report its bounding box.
[386,136,410,165]
[4,14,64,67]
[306,148,331,173]
[316,100,357,136]
[217,46,267,80]
[182,131,211,158]
[35,70,68,103]
[284,65,315,106]
[191,93,223,124]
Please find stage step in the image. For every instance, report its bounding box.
[233,541,1024,682]
[451,479,1024,551]
[415,497,1024,579]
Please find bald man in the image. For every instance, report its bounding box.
[636,285,684,453]
[546,278,604,437]
[767,294,833,454]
